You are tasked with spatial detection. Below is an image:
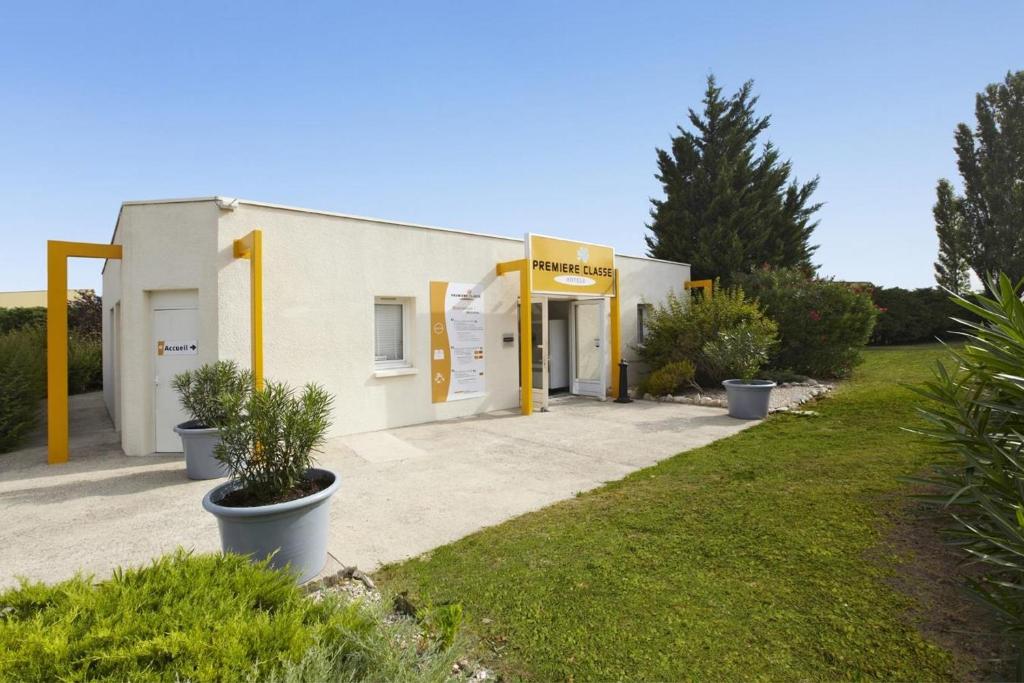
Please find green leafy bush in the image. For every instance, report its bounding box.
[0,327,46,453]
[172,361,254,429]
[68,332,102,395]
[701,322,775,381]
[0,307,46,334]
[67,290,102,339]
[638,284,778,385]
[0,550,461,682]
[734,268,877,378]
[642,359,696,397]
[870,286,974,345]
[913,274,1024,659]
[216,380,333,505]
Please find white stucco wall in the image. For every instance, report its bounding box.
[216,204,526,437]
[616,255,691,376]
[102,200,220,455]
[103,197,689,453]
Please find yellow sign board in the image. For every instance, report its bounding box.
[528,233,615,296]
[430,281,486,403]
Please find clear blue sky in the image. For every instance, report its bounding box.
[1,1,1021,292]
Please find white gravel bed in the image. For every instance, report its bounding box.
[637,379,834,413]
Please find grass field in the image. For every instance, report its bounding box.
[376,346,972,680]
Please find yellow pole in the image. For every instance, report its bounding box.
[496,258,533,416]
[46,244,69,464]
[519,262,532,416]
[610,269,621,398]
[234,230,264,390]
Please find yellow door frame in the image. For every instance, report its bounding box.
[233,230,264,390]
[497,261,623,413]
[47,240,123,464]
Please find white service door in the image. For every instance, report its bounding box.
[530,297,549,411]
[153,307,200,452]
[571,299,607,398]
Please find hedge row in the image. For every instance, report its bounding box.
[870,286,974,345]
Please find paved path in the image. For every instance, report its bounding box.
[0,392,755,587]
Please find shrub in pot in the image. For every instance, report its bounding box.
[202,380,338,583]
[703,322,778,419]
[172,361,253,480]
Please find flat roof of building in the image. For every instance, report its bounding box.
[107,196,690,268]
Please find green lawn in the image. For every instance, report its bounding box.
[376,346,966,681]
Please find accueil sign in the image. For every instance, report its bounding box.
[527,233,615,296]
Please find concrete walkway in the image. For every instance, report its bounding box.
[0,392,755,588]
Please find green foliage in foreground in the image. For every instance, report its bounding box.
[0,551,460,682]
[378,346,963,680]
[913,275,1024,655]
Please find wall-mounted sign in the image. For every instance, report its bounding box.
[528,233,615,296]
[157,340,198,356]
[430,281,485,403]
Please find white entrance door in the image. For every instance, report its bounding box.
[153,306,200,452]
[571,299,607,398]
[530,297,549,411]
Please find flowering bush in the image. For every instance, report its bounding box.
[734,268,877,378]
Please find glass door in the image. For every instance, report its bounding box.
[570,299,607,398]
[530,297,549,411]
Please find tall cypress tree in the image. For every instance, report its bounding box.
[950,70,1024,285]
[933,178,971,294]
[645,76,821,282]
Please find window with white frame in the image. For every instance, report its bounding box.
[637,303,654,345]
[374,298,410,368]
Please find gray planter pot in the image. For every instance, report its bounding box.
[173,422,230,480]
[722,379,776,420]
[202,468,341,583]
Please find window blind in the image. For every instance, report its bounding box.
[374,303,404,362]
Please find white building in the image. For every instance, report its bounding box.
[101,197,690,456]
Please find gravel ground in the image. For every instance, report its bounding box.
[639,380,834,413]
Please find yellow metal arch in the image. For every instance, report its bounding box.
[684,278,713,299]
[47,240,123,464]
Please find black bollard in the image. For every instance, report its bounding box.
[614,359,633,403]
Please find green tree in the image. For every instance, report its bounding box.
[932,179,971,294]
[645,75,821,283]
[948,71,1024,285]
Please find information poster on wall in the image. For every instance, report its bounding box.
[430,281,485,403]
